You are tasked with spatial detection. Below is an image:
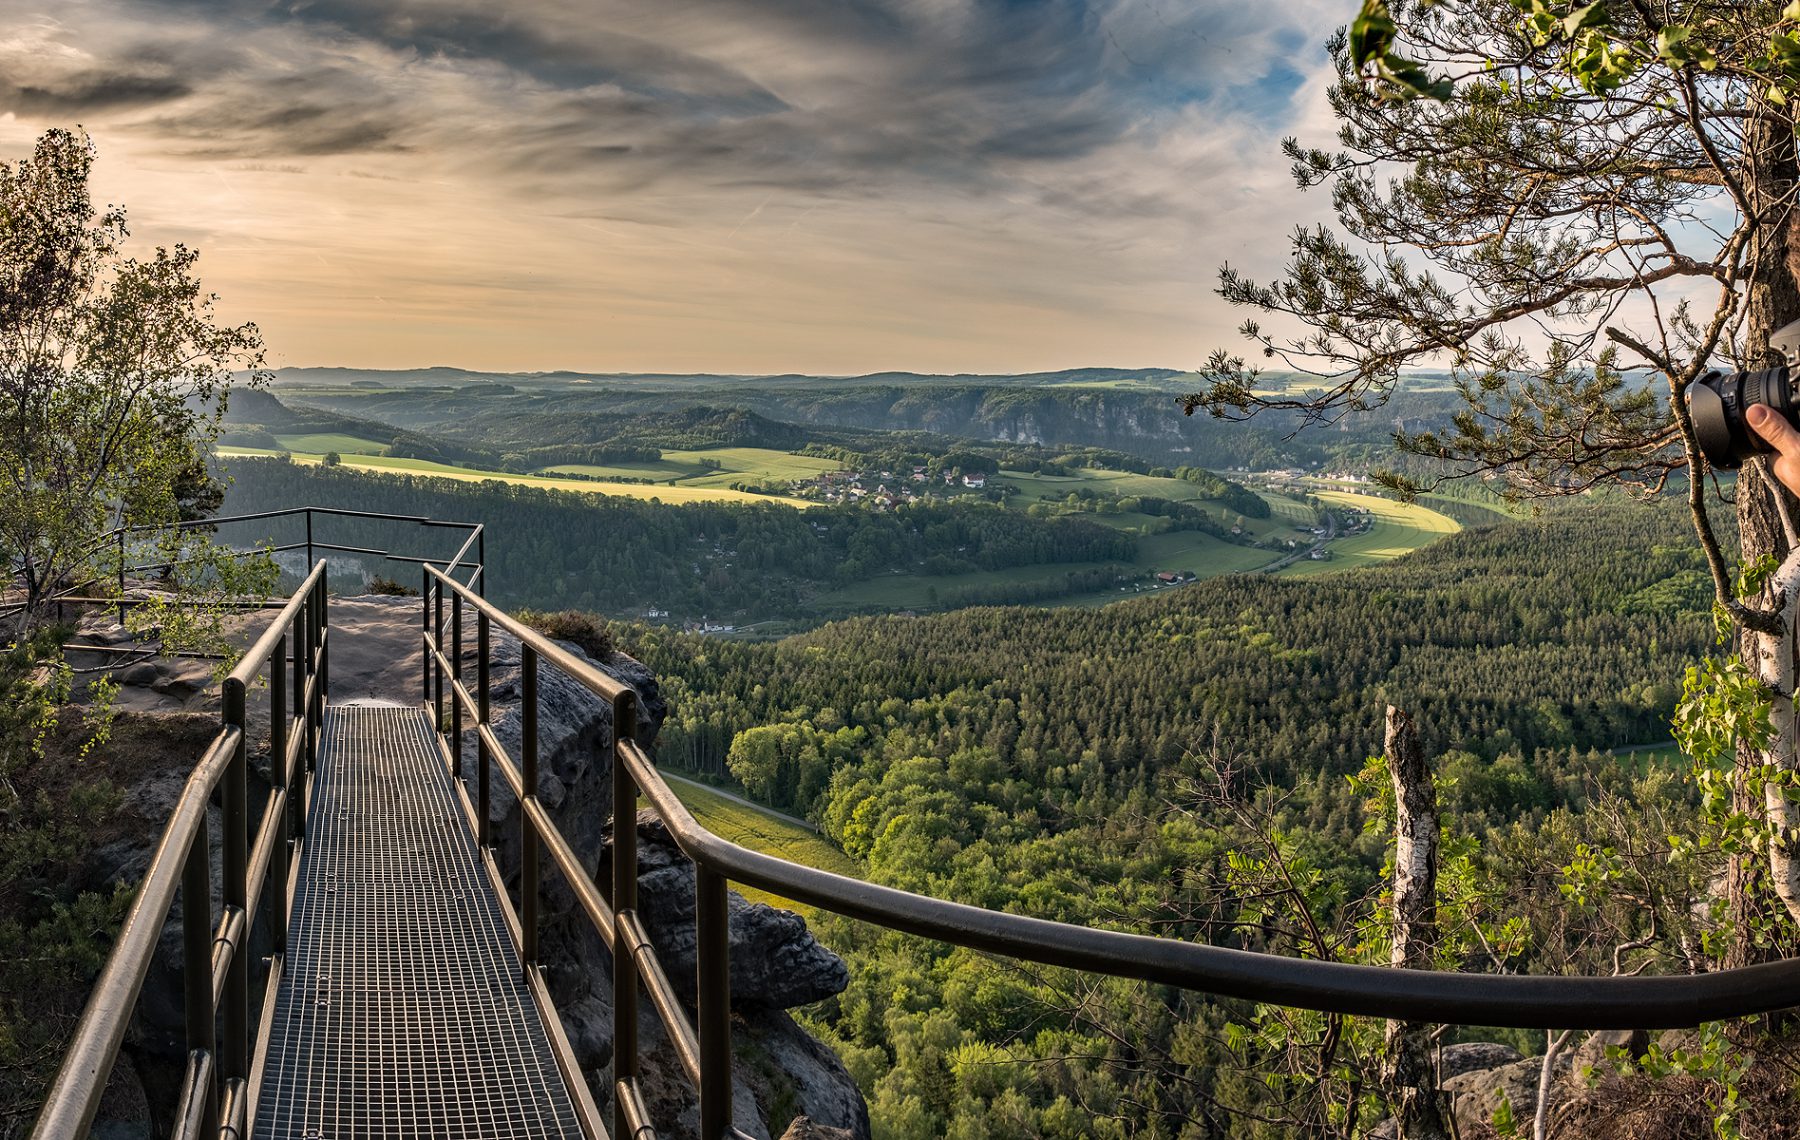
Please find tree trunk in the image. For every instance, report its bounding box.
[1732,105,1800,962]
[1379,706,1452,1140]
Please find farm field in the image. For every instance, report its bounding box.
[538,458,698,481]
[215,447,816,507]
[545,448,842,489]
[1276,489,1459,576]
[998,467,1222,504]
[661,777,859,915]
[273,433,389,454]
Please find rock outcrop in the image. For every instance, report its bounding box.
[1367,1041,1526,1139]
[620,814,848,1010]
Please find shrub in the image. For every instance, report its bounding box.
[517,609,613,660]
[366,575,418,597]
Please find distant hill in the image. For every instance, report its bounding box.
[259,364,1205,392]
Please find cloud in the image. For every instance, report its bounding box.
[7,70,191,113]
[0,0,1351,372]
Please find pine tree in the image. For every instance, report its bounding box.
[1186,0,1800,961]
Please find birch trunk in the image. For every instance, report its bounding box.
[1731,107,1800,959]
[1379,706,1452,1140]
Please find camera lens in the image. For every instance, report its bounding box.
[1687,365,1799,469]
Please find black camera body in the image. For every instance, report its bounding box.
[1687,319,1800,469]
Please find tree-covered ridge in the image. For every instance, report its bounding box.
[218,459,1142,617]
[282,375,1473,472]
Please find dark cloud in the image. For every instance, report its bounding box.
[5,0,1328,212]
[5,70,191,113]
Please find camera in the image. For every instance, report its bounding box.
[1688,318,1800,469]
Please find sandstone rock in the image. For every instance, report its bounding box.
[1572,1028,1648,1079]
[1445,1056,1552,1134]
[1439,1041,1523,1080]
[747,1010,872,1140]
[624,813,849,1011]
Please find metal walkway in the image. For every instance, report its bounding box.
[251,704,583,1140]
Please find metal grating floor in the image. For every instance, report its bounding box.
[252,704,585,1140]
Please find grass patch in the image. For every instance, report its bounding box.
[662,778,859,914]
[542,458,708,482]
[273,432,389,454]
[662,448,843,488]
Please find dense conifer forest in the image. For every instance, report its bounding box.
[613,499,1722,1136]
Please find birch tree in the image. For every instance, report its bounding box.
[1185,0,1800,963]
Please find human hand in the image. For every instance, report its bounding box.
[1747,404,1800,498]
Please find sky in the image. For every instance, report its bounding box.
[0,0,1347,375]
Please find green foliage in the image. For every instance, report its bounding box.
[0,129,266,624]
[1634,1021,1754,1140]
[366,574,418,597]
[1349,0,1454,101]
[516,608,615,660]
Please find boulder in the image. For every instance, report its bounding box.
[1572,1028,1649,1079]
[1445,1056,1560,1134]
[1439,1041,1523,1080]
[623,814,849,1010]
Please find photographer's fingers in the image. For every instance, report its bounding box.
[1749,403,1800,457]
[1748,404,1800,498]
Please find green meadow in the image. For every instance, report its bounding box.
[273,432,391,454]
[662,778,859,915]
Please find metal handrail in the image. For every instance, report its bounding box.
[420,562,1800,1140]
[102,505,484,622]
[31,563,329,1140]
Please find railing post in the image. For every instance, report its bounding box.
[476,528,486,598]
[521,645,540,969]
[317,572,330,701]
[451,589,464,779]
[697,864,732,1140]
[269,641,289,953]
[611,691,641,1140]
[117,528,126,625]
[294,607,313,780]
[433,577,445,735]
[305,511,313,576]
[421,571,431,706]
[477,609,491,847]
[182,818,219,1138]
[221,677,249,1086]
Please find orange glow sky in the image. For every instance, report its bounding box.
[0,1,1344,375]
